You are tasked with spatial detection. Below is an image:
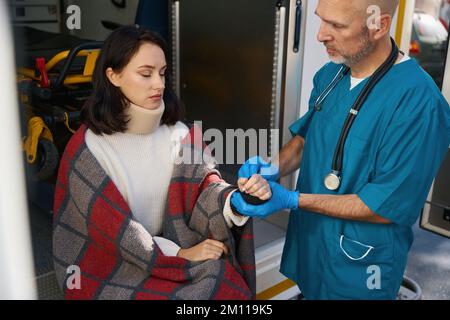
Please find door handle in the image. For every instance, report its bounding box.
[293,0,302,53]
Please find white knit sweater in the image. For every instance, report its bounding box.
[85,121,247,256]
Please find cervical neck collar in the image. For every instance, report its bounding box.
[125,100,165,135]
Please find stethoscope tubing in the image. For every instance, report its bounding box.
[333,39,399,174]
[314,66,349,111]
[314,38,400,190]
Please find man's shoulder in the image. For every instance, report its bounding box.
[393,59,441,94]
[387,60,449,123]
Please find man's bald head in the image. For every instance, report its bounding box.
[357,0,399,16]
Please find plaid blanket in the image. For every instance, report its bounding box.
[52,125,255,300]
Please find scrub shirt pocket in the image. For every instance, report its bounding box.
[321,233,394,299]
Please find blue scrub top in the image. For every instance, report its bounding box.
[280,59,450,300]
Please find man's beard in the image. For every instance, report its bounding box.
[329,27,375,66]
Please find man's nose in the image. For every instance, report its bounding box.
[317,22,332,43]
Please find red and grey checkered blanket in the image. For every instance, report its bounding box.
[52,125,255,300]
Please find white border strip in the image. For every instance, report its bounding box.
[0,2,37,299]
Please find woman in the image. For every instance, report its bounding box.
[52,25,270,300]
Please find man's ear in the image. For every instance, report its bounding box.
[373,14,392,40]
[106,67,121,87]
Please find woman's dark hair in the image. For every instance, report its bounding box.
[81,25,185,134]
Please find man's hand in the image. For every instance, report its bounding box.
[238,156,280,181]
[231,181,299,218]
[177,239,229,261]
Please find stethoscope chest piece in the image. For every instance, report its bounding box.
[324,171,341,191]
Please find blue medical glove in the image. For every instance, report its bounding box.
[231,181,299,218]
[238,156,280,181]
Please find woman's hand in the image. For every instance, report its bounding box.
[177,239,229,262]
[238,174,272,201]
[231,180,299,218]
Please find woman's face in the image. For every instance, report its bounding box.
[107,42,167,110]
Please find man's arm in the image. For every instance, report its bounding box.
[274,135,305,178]
[276,137,389,224]
[299,193,391,224]
[237,135,390,224]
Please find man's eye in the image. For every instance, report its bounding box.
[333,24,343,29]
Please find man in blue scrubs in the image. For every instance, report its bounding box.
[231,0,450,299]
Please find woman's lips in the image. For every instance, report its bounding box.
[149,95,162,100]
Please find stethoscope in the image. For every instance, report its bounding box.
[315,37,400,191]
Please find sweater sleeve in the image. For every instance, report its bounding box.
[223,190,249,228]
[152,236,181,256]
[199,173,249,228]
